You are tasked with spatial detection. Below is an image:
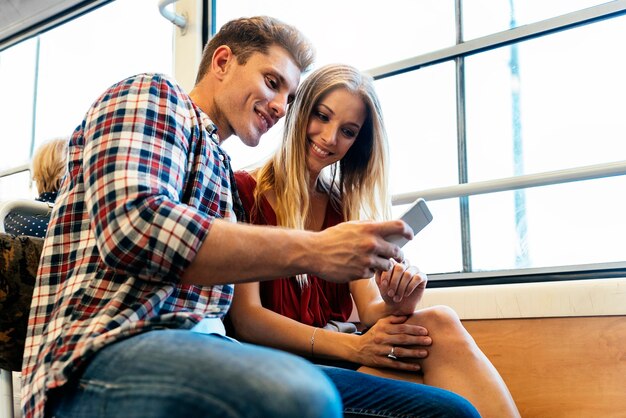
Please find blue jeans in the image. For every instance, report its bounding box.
[47,330,479,418]
[320,366,480,418]
[47,330,341,418]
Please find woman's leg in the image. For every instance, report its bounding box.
[47,329,342,418]
[360,305,520,418]
[319,365,480,418]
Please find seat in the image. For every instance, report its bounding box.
[0,200,54,238]
[0,200,50,418]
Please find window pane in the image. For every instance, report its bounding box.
[0,37,37,171]
[396,199,463,275]
[33,0,173,146]
[215,1,455,71]
[470,177,626,271]
[463,0,610,40]
[375,62,458,196]
[465,15,626,183]
[0,171,34,201]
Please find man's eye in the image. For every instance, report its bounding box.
[266,76,278,89]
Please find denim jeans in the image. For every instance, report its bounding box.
[320,366,481,418]
[46,330,341,418]
[47,329,480,418]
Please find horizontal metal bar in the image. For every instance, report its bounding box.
[393,160,626,205]
[430,260,626,282]
[428,269,626,289]
[0,163,30,179]
[367,0,626,79]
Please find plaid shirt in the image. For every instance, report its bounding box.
[21,73,243,418]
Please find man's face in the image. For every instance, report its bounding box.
[216,45,301,147]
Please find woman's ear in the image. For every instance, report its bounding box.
[211,45,234,81]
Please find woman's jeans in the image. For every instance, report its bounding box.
[320,365,480,418]
[46,330,479,418]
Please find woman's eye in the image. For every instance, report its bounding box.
[316,111,329,122]
[343,128,357,138]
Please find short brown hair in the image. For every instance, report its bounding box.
[32,138,68,194]
[195,16,315,85]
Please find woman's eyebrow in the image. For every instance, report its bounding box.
[317,103,334,115]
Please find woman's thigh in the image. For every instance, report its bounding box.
[318,365,480,418]
[48,330,341,418]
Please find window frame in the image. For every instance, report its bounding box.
[365,1,626,285]
[1,0,625,286]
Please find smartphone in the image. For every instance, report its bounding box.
[386,198,433,247]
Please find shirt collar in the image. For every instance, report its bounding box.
[197,108,220,146]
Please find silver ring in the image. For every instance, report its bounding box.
[387,346,397,360]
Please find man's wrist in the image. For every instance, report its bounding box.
[285,229,318,274]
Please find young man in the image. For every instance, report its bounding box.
[21,16,479,418]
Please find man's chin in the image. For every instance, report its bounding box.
[238,132,262,147]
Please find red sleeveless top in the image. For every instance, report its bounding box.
[234,171,353,327]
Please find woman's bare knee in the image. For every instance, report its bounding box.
[407,305,477,349]
[409,305,461,330]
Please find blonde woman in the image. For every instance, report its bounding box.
[230,64,520,418]
[32,137,68,199]
[4,137,68,237]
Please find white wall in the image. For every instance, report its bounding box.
[418,278,626,319]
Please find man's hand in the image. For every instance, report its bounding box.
[310,220,413,283]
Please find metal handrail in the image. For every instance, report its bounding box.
[367,0,626,79]
[0,163,30,179]
[158,0,187,30]
[393,160,626,205]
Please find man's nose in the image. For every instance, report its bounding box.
[269,94,288,119]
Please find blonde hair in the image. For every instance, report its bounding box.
[32,138,68,194]
[254,64,391,284]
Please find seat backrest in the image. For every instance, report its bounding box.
[0,200,51,371]
[0,232,44,371]
[0,199,53,235]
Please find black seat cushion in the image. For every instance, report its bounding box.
[0,232,43,371]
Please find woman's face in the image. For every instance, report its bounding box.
[305,88,366,176]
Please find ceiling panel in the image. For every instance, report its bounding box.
[0,0,107,50]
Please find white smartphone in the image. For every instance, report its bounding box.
[386,198,433,247]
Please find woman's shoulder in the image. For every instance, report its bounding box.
[234,170,257,209]
[234,170,257,192]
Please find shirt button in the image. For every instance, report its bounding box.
[219,154,225,161]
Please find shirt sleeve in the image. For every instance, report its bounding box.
[81,73,213,282]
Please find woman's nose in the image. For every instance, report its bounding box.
[321,126,338,145]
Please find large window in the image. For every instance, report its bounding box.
[216,1,626,284]
[1,0,624,285]
[0,0,173,200]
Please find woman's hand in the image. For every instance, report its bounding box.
[352,315,431,371]
[375,260,427,316]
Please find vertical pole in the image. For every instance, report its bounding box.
[455,0,472,272]
[509,0,529,267]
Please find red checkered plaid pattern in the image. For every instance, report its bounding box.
[21,73,241,418]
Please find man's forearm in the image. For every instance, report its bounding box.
[181,219,315,285]
[182,218,409,286]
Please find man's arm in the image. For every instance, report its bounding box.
[181,218,412,285]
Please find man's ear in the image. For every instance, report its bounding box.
[211,45,234,80]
